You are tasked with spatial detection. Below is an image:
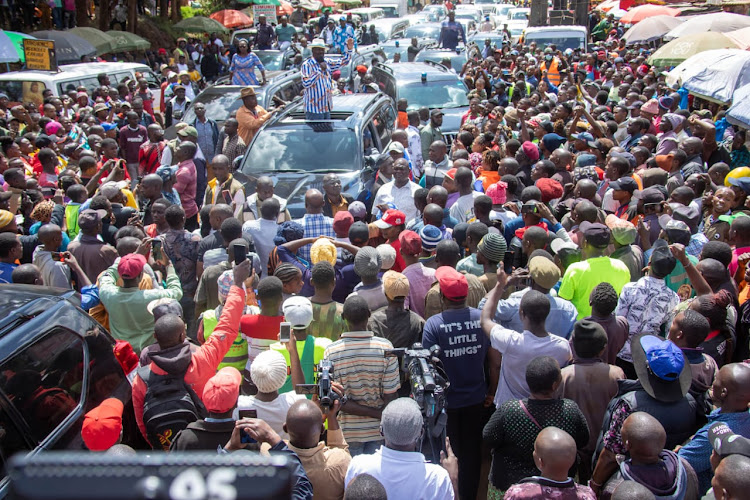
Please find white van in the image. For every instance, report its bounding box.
[522,26,588,52]
[0,62,162,111]
[371,0,408,18]
[343,7,385,23]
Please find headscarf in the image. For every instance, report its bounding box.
[273,221,304,246]
[31,200,55,223]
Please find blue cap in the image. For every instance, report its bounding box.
[728,176,750,194]
[541,133,566,152]
[572,131,595,143]
[639,335,684,382]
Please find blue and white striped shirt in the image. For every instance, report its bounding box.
[301,49,353,114]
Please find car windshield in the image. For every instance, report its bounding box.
[381,44,408,59]
[495,5,512,15]
[398,81,469,110]
[415,52,467,72]
[405,25,441,39]
[242,126,359,172]
[525,34,585,51]
[182,90,245,124]
[510,10,528,19]
[510,27,524,36]
[475,0,495,4]
[256,51,285,71]
[381,6,398,16]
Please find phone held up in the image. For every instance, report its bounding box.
[279,322,291,343]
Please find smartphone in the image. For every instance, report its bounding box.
[51,252,63,262]
[233,242,247,265]
[221,189,233,205]
[521,203,538,215]
[279,322,291,343]
[152,239,162,260]
[238,409,257,419]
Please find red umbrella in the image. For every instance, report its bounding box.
[620,4,680,25]
[210,9,253,28]
[277,0,294,15]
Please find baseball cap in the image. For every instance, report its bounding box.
[77,209,107,231]
[374,209,406,229]
[435,266,468,301]
[118,253,146,280]
[632,333,691,403]
[648,239,677,277]
[354,246,382,279]
[282,296,314,329]
[580,221,611,249]
[420,225,442,252]
[641,186,666,204]
[203,367,242,413]
[550,238,579,254]
[82,398,124,451]
[672,205,700,233]
[382,270,410,300]
[529,255,560,289]
[399,230,422,256]
[609,177,638,193]
[348,201,367,220]
[605,214,637,245]
[333,210,354,235]
[147,298,184,319]
[572,132,597,148]
[377,243,396,270]
[430,109,444,117]
[444,168,457,180]
[177,125,198,138]
[709,421,750,459]
[728,176,750,195]
[386,142,405,154]
[658,214,691,242]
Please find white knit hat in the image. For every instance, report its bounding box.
[250,350,289,393]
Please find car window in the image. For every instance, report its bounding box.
[398,80,470,110]
[182,91,243,124]
[141,70,161,89]
[0,328,84,445]
[113,71,133,84]
[0,80,46,106]
[257,52,286,71]
[0,394,31,478]
[375,103,396,147]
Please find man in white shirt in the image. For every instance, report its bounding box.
[242,197,280,277]
[345,397,456,500]
[449,165,482,223]
[373,158,421,223]
[480,268,572,407]
[406,111,424,178]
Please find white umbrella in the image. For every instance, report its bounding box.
[727,83,750,129]
[683,49,750,103]
[622,15,684,45]
[665,12,750,40]
[665,49,732,87]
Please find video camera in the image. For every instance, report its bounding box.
[295,359,339,411]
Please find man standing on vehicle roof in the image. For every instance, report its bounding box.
[236,87,282,147]
[333,16,357,55]
[438,11,466,51]
[301,37,354,121]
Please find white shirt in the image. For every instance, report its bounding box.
[243,218,278,277]
[345,446,455,500]
[449,191,482,223]
[489,326,572,407]
[234,392,306,440]
[32,248,72,289]
[406,125,424,177]
[373,180,421,223]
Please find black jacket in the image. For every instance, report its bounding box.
[170,419,235,451]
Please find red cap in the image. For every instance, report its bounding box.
[435,266,468,300]
[356,65,367,73]
[536,178,564,203]
[118,253,146,280]
[444,168,458,180]
[333,210,354,236]
[399,230,422,256]
[374,209,406,229]
[203,367,242,413]
[158,48,167,55]
[82,398,124,451]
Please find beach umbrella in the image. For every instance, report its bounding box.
[623,15,684,44]
[665,12,750,40]
[0,31,21,63]
[665,49,731,87]
[595,0,619,12]
[30,30,97,64]
[725,26,750,50]
[683,49,750,103]
[174,16,229,33]
[1,31,37,63]
[609,8,627,19]
[727,83,750,129]
[106,30,151,52]
[210,9,253,28]
[648,32,740,67]
[69,27,117,55]
[235,0,281,5]
[620,4,680,24]
[277,0,294,15]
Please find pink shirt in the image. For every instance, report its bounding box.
[174,159,198,218]
[401,262,436,319]
[729,246,750,278]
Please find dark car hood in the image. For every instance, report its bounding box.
[233,170,363,219]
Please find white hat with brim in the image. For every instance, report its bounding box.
[310,38,327,49]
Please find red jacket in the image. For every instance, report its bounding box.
[132,285,245,444]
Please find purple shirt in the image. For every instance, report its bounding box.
[401,262,436,318]
[119,124,148,164]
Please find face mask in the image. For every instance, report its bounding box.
[545,55,552,62]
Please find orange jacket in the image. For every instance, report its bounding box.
[132,285,245,445]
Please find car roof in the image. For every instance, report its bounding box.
[0,285,78,325]
[379,61,459,80]
[272,93,386,127]
[0,62,151,81]
[524,25,588,34]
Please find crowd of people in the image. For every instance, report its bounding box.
[3,1,750,500]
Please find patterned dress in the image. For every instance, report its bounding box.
[230,52,265,86]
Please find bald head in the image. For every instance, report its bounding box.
[622,412,666,462]
[714,363,750,411]
[612,481,656,500]
[697,258,729,291]
[38,224,62,248]
[534,427,578,473]
[500,158,520,176]
[257,176,274,189]
[575,179,598,200]
[391,130,408,147]
[285,399,324,448]
[305,189,325,213]
[423,203,444,226]
[682,137,703,156]
[12,263,41,285]
[714,454,750,500]
[154,313,186,349]
[427,185,449,207]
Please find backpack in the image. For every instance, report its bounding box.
[137,366,207,451]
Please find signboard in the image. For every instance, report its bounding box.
[24,39,57,72]
[252,4,277,25]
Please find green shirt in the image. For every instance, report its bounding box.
[271,335,332,393]
[309,300,347,341]
[99,264,183,353]
[558,256,631,320]
[276,24,297,42]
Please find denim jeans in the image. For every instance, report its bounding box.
[52,7,63,30]
[305,111,331,120]
[347,440,382,457]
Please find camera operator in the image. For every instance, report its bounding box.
[422,266,500,500]
[322,295,401,456]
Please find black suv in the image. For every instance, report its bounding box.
[235,92,397,217]
[0,286,141,494]
[371,61,470,145]
[164,69,303,140]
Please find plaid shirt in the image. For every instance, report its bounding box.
[686,232,709,258]
[219,132,247,165]
[301,49,352,114]
[295,213,334,263]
